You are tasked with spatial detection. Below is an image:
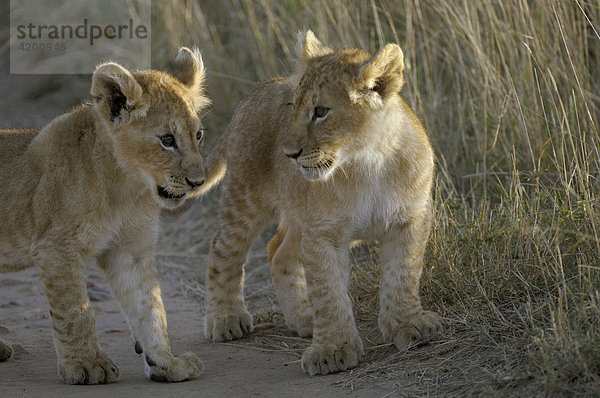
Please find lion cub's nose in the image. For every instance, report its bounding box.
[185,177,205,188]
[284,148,303,159]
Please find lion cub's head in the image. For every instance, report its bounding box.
[283,31,405,181]
[91,48,210,209]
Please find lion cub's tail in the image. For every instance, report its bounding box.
[190,132,227,197]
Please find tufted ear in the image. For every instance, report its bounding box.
[91,62,148,126]
[296,30,333,64]
[289,30,334,85]
[353,44,405,108]
[163,47,210,111]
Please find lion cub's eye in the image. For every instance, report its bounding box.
[313,106,329,120]
[196,129,205,142]
[160,134,177,149]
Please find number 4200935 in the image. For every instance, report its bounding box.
[18,42,66,52]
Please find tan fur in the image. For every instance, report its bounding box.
[200,31,441,375]
[0,48,209,384]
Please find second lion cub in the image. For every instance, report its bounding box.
[200,31,441,375]
[0,48,207,384]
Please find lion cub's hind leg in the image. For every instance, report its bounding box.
[267,221,313,337]
[0,338,12,362]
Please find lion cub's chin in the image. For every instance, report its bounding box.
[299,165,335,181]
[158,196,187,210]
[297,158,338,181]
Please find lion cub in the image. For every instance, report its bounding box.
[199,31,441,375]
[0,48,209,384]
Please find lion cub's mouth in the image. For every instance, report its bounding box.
[157,186,187,200]
[301,158,334,170]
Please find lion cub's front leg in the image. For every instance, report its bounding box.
[378,212,441,348]
[299,229,364,375]
[38,251,119,385]
[267,222,313,337]
[204,227,255,341]
[99,247,202,382]
[204,189,271,342]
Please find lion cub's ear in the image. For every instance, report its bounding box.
[296,30,333,64]
[354,44,405,108]
[163,47,210,111]
[290,30,334,85]
[91,62,148,126]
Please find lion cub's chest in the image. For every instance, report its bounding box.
[342,178,406,240]
[83,199,156,257]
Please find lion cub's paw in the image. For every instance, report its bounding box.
[381,310,441,349]
[147,351,203,383]
[301,337,364,375]
[59,351,119,384]
[0,339,12,362]
[205,309,253,342]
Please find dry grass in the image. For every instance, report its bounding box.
[150,0,600,395]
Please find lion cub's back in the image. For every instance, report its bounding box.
[0,129,38,157]
[225,78,294,173]
[0,129,39,265]
[0,129,39,182]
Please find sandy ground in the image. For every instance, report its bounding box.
[0,263,393,398]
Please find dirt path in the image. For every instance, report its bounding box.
[0,264,394,397]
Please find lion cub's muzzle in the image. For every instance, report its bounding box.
[284,147,303,159]
[185,177,205,188]
[157,186,187,200]
[283,146,337,180]
[156,171,205,206]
